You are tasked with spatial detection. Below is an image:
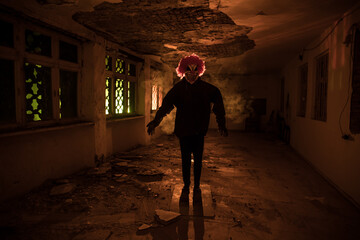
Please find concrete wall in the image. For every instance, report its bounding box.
[0,124,95,201]
[106,117,146,155]
[282,6,360,206]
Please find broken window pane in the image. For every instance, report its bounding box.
[128,63,136,76]
[24,63,52,122]
[115,78,124,114]
[0,58,16,123]
[127,81,136,113]
[59,40,78,63]
[105,55,112,71]
[25,29,51,57]
[115,58,124,74]
[105,77,112,115]
[60,70,77,119]
[0,19,13,48]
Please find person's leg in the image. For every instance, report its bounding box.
[193,135,204,189]
[179,136,192,189]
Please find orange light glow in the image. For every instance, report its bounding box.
[152,85,158,110]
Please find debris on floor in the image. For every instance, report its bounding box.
[136,169,164,182]
[154,209,181,225]
[138,223,152,231]
[49,183,75,196]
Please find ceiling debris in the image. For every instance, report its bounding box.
[72,0,255,68]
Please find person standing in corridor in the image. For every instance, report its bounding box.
[147,53,228,191]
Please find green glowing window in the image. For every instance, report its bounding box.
[115,58,124,74]
[0,59,16,123]
[24,63,52,122]
[105,56,112,71]
[128,63,136,76]
[59,41,78,63]
[0,19,13,48]
[105,77,112,115]
[25,29,51,57]
[128,81,136,113]
[115,78,124,114]
[60,70,77,119]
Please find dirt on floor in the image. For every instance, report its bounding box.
[0,130,360,240]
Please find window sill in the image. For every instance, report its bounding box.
[0,121,94,138]
[106,115,144,124]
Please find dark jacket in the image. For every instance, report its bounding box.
[153,78,226,137]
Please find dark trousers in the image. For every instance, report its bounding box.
[179,134,205,188]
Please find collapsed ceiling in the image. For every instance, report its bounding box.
[36,0,359,75]
[72,0,255,69]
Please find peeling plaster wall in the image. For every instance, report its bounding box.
[82,39,107,160]
[282,5,360,206]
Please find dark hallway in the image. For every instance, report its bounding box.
[1,130,359,239]
[1,0,360,239]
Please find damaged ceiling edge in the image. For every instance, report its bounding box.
[72,1,255,69]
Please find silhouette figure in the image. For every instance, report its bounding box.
[147,54,228,191]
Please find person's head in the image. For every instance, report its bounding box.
[176,53,206,84]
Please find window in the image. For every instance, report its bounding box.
[59,70,78,119]
[0,58,15,123]
[151,85,163,111]
[59,41,78,63]
[0,19,13,48]
[24,63,52,122]
[350,28,360,134]
[105,54,137,117]
[297,63,308,117]
[25,29,52,57]
[313,52,328,121]
[0,16,81,131]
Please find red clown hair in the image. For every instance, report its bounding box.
[176,53,206,78]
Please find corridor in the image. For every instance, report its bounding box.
[1,130,359,240]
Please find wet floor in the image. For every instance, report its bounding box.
[1,130,360,240]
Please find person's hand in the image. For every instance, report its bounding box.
[146,121,157,135]
[219,127,228,137]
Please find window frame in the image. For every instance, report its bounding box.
[0,14,82,133]
[312,51,329,122]
[297,63,308,117]
[105,51,138,118]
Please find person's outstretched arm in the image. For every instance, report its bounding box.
[147,87,176,135]
[212,88,228,136]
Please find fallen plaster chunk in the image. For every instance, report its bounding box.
[117,155,143,160]
[115,162,129,167]
[90,166,111,175]
[155,209,181,225]
[50,183,75,196]
[138,223,152,231]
